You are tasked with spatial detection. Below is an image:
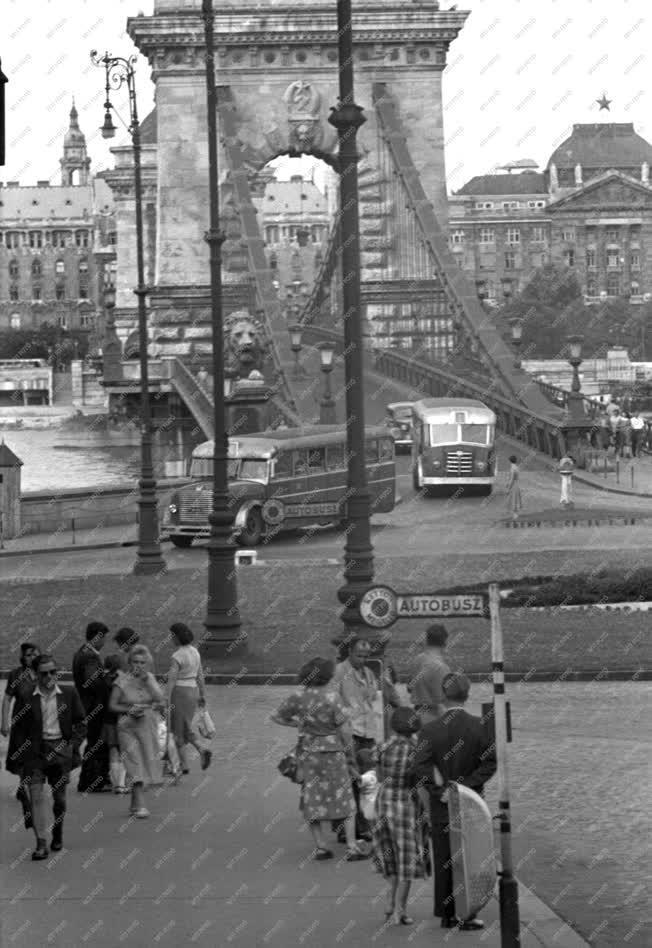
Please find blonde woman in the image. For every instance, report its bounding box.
[166,623,212,774]
[108,645,164,818]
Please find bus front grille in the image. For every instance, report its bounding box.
[179,496,212,521]
[446,451,474,476]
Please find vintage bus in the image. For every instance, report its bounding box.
[411,398,497,495]
[162,425,396,547]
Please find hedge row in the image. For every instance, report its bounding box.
[435,569,652,607]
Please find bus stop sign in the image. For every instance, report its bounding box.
[359,585,488,629]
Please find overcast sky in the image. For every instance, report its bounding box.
[3,0,652,192]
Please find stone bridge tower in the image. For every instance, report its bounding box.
[125,0,469,360]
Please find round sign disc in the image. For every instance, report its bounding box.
[359,585,398,629]
[262,498,286,525]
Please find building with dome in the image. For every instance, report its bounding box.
[0,102,116,339]
[449,121,652,307]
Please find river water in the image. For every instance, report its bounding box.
[3,428,196,492]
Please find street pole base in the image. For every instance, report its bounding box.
[498,874,521,948]
[133,556,167,576]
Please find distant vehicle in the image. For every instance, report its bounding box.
[411,398,497,496]
[162,425,396,547]
[385,402,414,453]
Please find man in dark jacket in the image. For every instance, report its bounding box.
[411,672,497,931]
[72,620,111,793]
[13,653,86,859]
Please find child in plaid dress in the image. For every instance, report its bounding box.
[372,707,431,926]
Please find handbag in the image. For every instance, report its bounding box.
[196,708,216,740]
[278,750,304,784]
[158,717,181,775]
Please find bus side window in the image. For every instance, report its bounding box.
[379,438,393,461]
[293,449,309,475]
[273,451,292,479]
[307,448,325,473]
[365,440,379,464]
[326,442,345,471]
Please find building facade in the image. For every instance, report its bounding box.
[0,103,116,337]
[449,122,652,308]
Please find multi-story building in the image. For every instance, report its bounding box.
[449,122,652,307]
[0,102,116,337]
[253,170,335,318]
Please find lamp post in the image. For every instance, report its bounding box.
[91,50,165,575]
[567,334,585,421]
[510,317,523,369]
[329,0,375,638]
[317,341,337,425]
[200,0,241,644]
[288,323,304,378]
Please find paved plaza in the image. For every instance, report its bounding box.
[7,683,644,948]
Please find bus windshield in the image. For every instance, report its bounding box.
[429,423,458,445]
[189,457,269,482]
[460,424,491,445]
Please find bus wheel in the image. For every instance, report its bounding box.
[238,508,264,547]
[170,535,193,548]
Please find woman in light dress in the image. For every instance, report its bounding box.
[505,454,523,519]
[108,644,165,818]
[166,623,212,775]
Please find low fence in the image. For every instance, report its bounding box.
[18,479,190,537]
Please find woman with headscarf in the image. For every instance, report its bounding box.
[271,657,369,862]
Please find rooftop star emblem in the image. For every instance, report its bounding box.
[596,93,611,111]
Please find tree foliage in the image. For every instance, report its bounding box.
[495,264,646,359]
[0,323,89,369]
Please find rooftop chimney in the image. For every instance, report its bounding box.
[642,162,650,185]
[37,180,50,187]
[574,163,583,186]
[549,163,558,192]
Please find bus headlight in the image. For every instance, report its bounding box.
[432,460,441,469]
[168,503,178,514]
[475,460,486,472]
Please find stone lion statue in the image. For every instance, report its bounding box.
[224,310,266,379]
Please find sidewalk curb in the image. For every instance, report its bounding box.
[3,670,647,683]
[517,881,590,948]
[0,539,138,558]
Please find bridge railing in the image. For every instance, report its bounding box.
[300,325,573,462]
[164,357,215,439]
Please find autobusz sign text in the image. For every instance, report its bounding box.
[359,586,488,629]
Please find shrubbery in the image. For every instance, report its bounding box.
[435,569,652,607]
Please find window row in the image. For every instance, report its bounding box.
[8,284,88,301]
[8,312,95,330]
[7,257,89,276]
[272,438,394,478]
[457,225,644,246]
[2,230,91,249]
[473,200,546,210]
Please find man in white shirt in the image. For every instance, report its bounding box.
[630,412,645,457]
[13,654,86,860]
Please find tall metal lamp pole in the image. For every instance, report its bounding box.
[329,0,375,638]
[201,0,241,644]
[91,50,165,576]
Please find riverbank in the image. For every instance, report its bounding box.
[0,406,79,429]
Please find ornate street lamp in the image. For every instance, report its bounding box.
[288,323,304,378]
[200,0,241,644]
[510,317,523,369]
[567,334,584,416]
[317,341,337,425]
[91,50,165,575]
[329,0,375,639]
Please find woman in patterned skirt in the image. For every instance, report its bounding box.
[271,657,369,862]
[372,707,431,925]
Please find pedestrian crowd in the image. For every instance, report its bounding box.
[595,404,651,457]
[271,625,497,932]
[1,621,214,861]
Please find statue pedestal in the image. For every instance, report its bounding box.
[226,379,278,435]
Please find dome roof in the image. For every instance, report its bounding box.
[547,123,652,170]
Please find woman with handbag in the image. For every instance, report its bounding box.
[108,645,165,818]
[165,623,212,775]
[271,657,369,862]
